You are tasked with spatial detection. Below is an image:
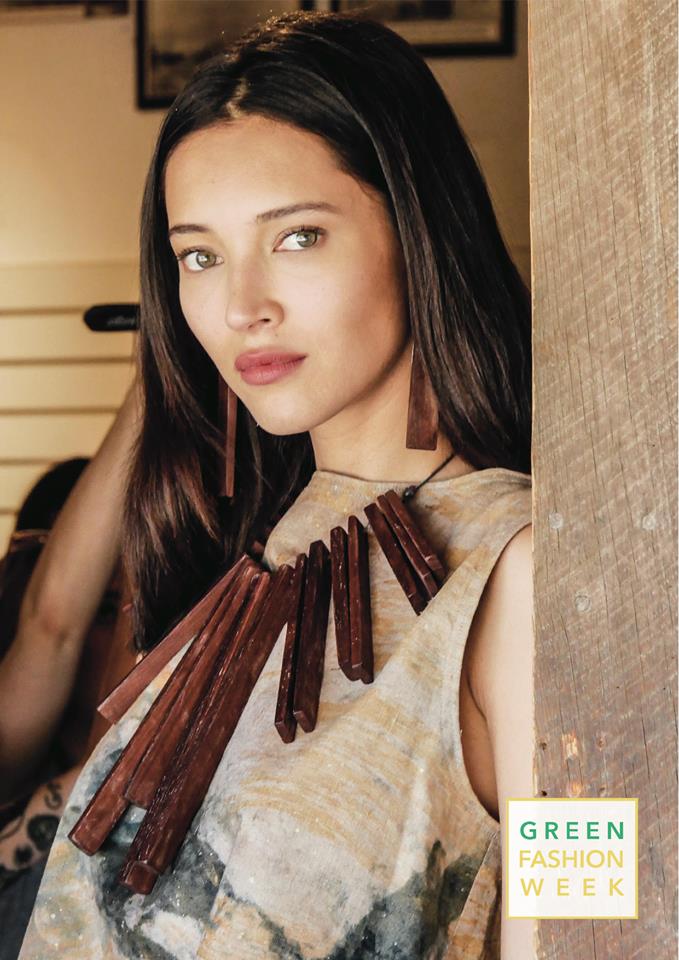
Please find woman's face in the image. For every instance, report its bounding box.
[164,115,410,437]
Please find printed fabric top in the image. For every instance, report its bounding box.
[19,466,532,960]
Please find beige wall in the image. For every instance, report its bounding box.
[0,2,528,551]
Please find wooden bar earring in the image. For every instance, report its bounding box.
[217,376,238,498]
[405,343,438,450]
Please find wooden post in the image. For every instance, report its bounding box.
[530,0,677,956]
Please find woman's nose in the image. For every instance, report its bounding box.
[223,263,283,332]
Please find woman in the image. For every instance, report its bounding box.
[20,11,533,959]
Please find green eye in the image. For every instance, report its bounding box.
[294,230,317,248]
[279,227,324,250]
[177,249,220,272]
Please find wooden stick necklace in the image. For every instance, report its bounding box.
[69,454,454,895]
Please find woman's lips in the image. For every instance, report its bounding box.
[234,351,307,386]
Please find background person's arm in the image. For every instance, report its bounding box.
[0,379,141,801]
[0,764,82,884]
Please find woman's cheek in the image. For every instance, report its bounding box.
[178,285,196,332]
[179,287,212,347]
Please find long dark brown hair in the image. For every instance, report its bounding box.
[125,10,531,651]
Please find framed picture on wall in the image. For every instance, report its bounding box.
[300,0,515,57]
[0,0,127,21]
[137,0,516,110]
[136,0,304,109]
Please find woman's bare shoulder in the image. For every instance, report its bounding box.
[466,523,532,667]
[464,522,533,790]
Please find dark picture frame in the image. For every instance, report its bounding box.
[301,0,516,58]
[136,0,303,110]
[136,0,515,111]
[0,0,127,18]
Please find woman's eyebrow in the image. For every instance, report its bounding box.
[168,223,210,238]
[254,200,342,223]
[168,201,341,237]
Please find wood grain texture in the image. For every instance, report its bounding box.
[530,1,677,956]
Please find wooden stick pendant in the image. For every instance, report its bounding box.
[119,573,272,893]
[381,490,445,584]
[119,573,272,891]
[119,566,294,894]
[69,564,259,855]
[98,555,253,725]
[376,494,439,598]
[292,540,331,733]
[274,554,306,743]
[364,502,428,614]
[330,526,357,681]
[69,478,448,897]
[347,516,373,684]
[123,566,262,808]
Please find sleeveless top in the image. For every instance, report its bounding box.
[18,466,531,960]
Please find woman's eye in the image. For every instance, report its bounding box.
[277,227,324,251]
[176,249,220,272]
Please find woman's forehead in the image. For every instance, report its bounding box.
[163,117,385,229]
[165,117,345,201]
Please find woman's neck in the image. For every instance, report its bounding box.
[310,436,475,484]
[308,350,475,484]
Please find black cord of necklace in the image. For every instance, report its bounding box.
[402,452,456,502]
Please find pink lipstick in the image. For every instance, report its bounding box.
[235,350,307,386]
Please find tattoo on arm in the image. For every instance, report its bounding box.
[0,776,66,886]
[27,814,59,853]
[43,780,62,811]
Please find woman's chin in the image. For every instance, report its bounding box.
[252,411,318,437]
[246,392,345,437]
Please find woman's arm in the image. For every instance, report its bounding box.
[0,379,141,800]
[467,523,536,960]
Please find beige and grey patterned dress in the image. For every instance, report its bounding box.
[18,466,531,960]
